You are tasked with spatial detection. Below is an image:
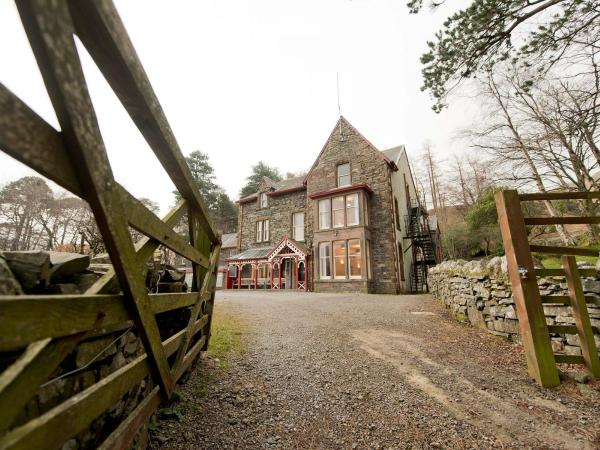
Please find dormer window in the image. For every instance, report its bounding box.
[337,163,351,187]
[260,192,268,208]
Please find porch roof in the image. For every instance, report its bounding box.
[227,246,272,262]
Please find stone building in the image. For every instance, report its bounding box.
[226,117,439,293]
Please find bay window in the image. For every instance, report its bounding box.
[348,239,361,278]
[319,242,331,279]
[319,199,331,229]
[333,241,347,278]
[292,212,304,241]
[346,193,359,226]
[332,196,345,228]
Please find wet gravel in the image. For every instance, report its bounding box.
[152,290,600,449]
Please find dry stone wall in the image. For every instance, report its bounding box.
[429,257,600,357]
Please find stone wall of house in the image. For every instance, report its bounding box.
[238,185,309,253]
[305,118,399,294]
[313,279,369,294]
[429,258,600,357]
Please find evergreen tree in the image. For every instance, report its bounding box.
[411,0,599,112]
[239,161,282,198]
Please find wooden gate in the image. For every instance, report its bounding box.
[495,190,600,388]
[0,1,220,448]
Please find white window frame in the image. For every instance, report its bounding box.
[319,199,331,230]
[260,192,268,208]
[346,193,359,226]
[332,196,345,229]
[333,240,347,279]
[319,242,331,279]
[366,240,372,279]
[348,239,362,279]
[292,212,305,241]
[256,219,269,242]
[337,163,351,187]
[256,221,263,242]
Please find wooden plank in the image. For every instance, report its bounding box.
[524,216,600,225]
[495,190,559,387]
[88,199,187,294]
[535,268,597,277]
[554,354,586,364]
[530,245,599,257]
[0,199,186,430]
[0,292,210,351]
[116,186,208,268]
[0,334,84,435]
[16,0,172,395]
[0,318,207,450]
[171,217,220,375]
[96,386,160,450]
[548,325,579,334]
[67,0,217,243]
[541,295,600,305]
[0,84,83,198]
[563,256,600,377]
[519,192,600,201]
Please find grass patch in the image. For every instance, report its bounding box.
[540,245,599,269]
[206,308,248,369]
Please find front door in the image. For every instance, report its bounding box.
[283,258,296,289]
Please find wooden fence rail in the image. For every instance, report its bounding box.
[0,1,220,448]
[495,190,600,388]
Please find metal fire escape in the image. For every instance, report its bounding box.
[404,200,439,293]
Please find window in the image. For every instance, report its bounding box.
[319,242,331,279]
[366,240,372,279]
[332,196,345,228]
[292,212,304,241]
[256,219,269,242]
[260,192,268,208]
[348,239,361,278]
[256,221,262,242]
[398,242,405,281]
[337,163,351,187]
[346,193,359,226]
[394,197,401,231]
[333,241,347,278]
[319,199,331,230]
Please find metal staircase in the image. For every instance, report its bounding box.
[405,201,438,293]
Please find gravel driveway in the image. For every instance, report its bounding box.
[153,290,600,449]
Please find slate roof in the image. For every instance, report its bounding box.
[227,246,272,261]
[271,176,304,192]
[221,233,238,249]
[382,145,405,165]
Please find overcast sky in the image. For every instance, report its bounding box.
[1,0,475,215]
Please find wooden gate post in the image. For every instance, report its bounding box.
[495,190,559,387]
[563,256,600,377]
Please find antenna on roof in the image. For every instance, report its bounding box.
[337,72,344,140]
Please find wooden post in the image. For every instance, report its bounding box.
[295,257,299,290]
[563,256,600,377]
[270,263,273,289]
[237,264,241,289]
[253,264,258,289]
[278,260,282,289]
[495,190,559,387]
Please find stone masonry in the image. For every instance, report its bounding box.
[306,118,399,294]
[429,258,600,358]
[238,178,309,252]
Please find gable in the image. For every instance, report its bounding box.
[304,117,395,191]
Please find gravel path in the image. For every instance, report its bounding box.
[153,290,600,449]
